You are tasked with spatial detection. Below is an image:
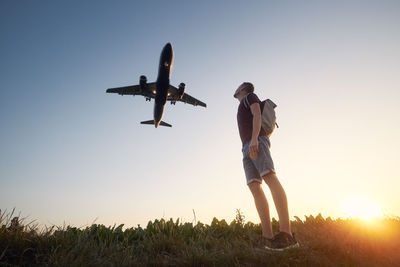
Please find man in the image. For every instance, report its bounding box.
[234,82,298,250]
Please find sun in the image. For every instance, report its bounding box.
[342,196,383,220]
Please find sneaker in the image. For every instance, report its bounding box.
[265,232,299,251]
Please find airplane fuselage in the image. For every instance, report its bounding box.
[153,43,173,127]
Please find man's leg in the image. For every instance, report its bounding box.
[248,181,273,239]
[263,172,292,235]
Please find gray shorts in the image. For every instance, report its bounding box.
[242,136,275,185]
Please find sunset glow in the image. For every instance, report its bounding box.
[342,196,383,221]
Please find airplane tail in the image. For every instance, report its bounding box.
[140,120,172,128]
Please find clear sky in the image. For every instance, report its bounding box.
[1,0,399,228]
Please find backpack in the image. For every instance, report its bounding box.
[244,96,279,137]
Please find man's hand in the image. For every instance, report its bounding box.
[249,138,259,159]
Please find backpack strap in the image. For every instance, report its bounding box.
[243,94,250,109]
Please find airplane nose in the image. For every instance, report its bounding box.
[163,43,172,53]
[161,43,173,63]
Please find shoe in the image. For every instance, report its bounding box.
[265,232,299,251]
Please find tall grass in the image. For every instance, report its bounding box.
[1,208,399,266]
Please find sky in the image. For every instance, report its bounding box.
[1,0,399,228]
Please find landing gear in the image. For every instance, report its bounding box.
[171,101,176,105]
[145,97,151,101]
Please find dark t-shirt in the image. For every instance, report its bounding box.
[237,93,267,146]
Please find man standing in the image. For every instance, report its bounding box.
[234,82,298,250]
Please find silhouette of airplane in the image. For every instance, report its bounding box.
[106,43,206,128]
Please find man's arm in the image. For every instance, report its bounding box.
[250,102,262,159]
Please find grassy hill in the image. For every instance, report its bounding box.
[1,209,399,266]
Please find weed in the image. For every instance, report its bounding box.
[1,210,399,266]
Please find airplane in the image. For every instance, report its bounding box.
[106,43,206,128]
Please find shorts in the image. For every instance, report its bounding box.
[242,136,275,185]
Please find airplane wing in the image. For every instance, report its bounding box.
[106,83,156,97]
[167,85,207,107]
[181,92,207,107]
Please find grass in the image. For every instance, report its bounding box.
[1,208,399,266]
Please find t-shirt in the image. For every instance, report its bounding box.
[237,93,267,146]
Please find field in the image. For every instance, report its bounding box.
[1,209,399,266]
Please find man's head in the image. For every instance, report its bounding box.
[234,82,254,101]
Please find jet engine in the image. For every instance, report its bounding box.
[177,83,185,99]
[139,75,147,92]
